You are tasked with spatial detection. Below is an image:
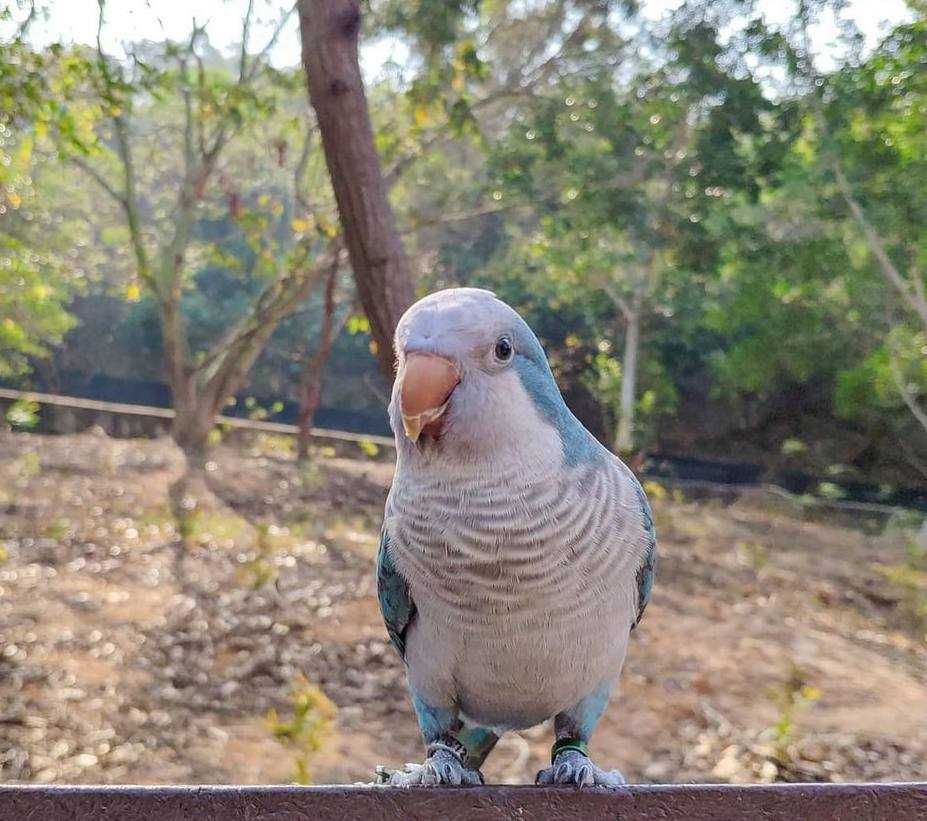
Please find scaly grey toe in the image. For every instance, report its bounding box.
[386,748,483,786]
[535,749,626,787]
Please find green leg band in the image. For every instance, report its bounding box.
[551,738,589,764]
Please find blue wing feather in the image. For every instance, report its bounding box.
[376,526,416,660]
[632,480,657,628]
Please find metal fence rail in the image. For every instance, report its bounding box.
[0,783,924,820]
[0,387,922,518]
[0,387,396,448]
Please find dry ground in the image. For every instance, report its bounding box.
[0,429,925,786]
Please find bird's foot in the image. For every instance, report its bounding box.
[377,742,483,787]
[536,746,626,788]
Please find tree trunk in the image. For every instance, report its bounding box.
[296,265,345,462]
[615,307,640,454]
[298,0,414,381]
[159,289,210,462]
[162,250,335,464]
[170,387,216,470]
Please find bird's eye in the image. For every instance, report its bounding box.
[493,335,514,363]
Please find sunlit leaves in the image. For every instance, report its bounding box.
[0,234,77,377]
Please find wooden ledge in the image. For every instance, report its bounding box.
[1,782,925,820]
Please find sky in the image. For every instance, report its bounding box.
[12,0,916,79]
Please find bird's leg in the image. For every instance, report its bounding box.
[382,735,485,787]
[456,724,499,771]
[379,690,486,786]
[535,737,626,787]
[535,681,626,788]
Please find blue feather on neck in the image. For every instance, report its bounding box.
[512,323,600,467]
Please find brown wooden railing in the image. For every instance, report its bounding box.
[0,783,924,820]
[0,387,395,448]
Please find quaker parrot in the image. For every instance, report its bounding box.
[376,288,656,787]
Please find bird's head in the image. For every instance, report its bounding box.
[389,288,592,465]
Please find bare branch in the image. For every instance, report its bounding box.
[193,43,208,157]
[198,239,343,404]
[71,156,125,206]
[363,372,391,408]
[293,125,316,213]
[177,49,196,181]
[888,350,927,436]
[603,283,633,322]
[92,1,154,291]
[520,10,595,89]
[296,259,349,457]
[13,0,37,39]
[244,2,297,82]
[384,86,543,190]
[912,262,926,308]
[793,3,927,332]
[400,201,524,234]
[833,163,927,331]
[897,436,927,482]
[238,0,255,82]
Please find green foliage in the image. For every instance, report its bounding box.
[586,352,623,421]
[357,439,380,459]
[1,36,88,378]
[345,314,371,335]
[238,523,281,590]
[876,560,927,636]
[0,235,77,376]
[737,541,769,573]
[266,677,336,785]
[4,0,927,484]
[780,439,808,457]
[766,664,822,764]
[13,449,40,479]
[4,397,39,429]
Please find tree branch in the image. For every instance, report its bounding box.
[244,2,296,82]
[380,8,607,195]
[293,124,315,213]
[792,3,927,333]
[399,200,524,234]
[70,155,125,206]
[198,239,343,403]
[13,0,37,39]
[833,163,927,332]
[238,0,255,82]
[888,349,927,436]
[897,436,927,482]
[93,1,154,291]
[603,283,633,322]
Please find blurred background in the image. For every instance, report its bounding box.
[1,0,925,787]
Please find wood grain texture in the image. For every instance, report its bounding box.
[1,783,925,820]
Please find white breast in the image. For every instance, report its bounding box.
[387,445,647,729]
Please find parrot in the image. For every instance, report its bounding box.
[376,288,656,787]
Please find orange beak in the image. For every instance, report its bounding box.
[399,353,460,442]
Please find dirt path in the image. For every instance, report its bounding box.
[1,431,924,785]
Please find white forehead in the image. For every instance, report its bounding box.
[396,288,519,341]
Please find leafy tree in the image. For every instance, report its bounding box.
[820,18,927,451]
[0,3,92,379]
[482,4,780,452]
[62,3,339,462]
[0,134,88,378]
[712,3,927,475]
